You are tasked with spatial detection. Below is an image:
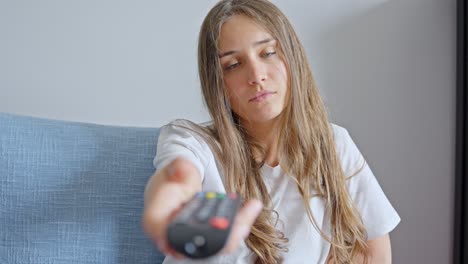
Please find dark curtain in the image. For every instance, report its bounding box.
[454,0,467,263]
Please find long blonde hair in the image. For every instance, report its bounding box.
[178,0,369,263]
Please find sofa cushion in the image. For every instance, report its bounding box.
[0,113,165,264]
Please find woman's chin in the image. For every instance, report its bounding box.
[245,112,283,124]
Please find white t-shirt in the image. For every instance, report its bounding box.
[153,120,401,264]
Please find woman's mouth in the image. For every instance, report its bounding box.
[249,91,276,102]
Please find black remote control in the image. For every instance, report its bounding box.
[167,191,242,259]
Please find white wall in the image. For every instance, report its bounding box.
[0,0,456,263]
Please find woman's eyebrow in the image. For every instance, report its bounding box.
[253,38,275,46]
[219,38,275,58]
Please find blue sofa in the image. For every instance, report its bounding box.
[0,112,165,264]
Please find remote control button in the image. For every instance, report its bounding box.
[228,193,237,199]
[206,192,216,199]
[216,193,226,199]
[184,242,197,254]
[196,199,217,222]
[196,192,205,198]
[193,235,206,247]
[174,198,202,223]
[210,217,229,230]
[215,199,234,217]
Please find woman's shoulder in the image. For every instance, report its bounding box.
[158,119,218,154]
[159,119,213,139]
[154,119,216,175]
[161,119,213,131]
[329,123,353,150]
[329,123,366,175]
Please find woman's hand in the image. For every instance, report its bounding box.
[142,157,263,259]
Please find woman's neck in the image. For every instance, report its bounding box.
[242,119,281,167]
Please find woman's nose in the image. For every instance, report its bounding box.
[247,60,267,86]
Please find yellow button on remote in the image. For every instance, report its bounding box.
[206,192,216,199]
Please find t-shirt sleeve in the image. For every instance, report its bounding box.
[153,120,212,183]
[333,124,401,240]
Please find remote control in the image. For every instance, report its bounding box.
[167,191,242,259]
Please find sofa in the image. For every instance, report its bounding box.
[0,112,165,264]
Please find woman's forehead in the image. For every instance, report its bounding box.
[218,14,273,51]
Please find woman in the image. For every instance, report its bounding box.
[142,0,400,263]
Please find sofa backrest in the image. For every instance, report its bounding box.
[0,113,165,264]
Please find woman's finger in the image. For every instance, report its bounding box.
[221,199,263,254]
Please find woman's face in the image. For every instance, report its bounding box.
[218,15,289,125]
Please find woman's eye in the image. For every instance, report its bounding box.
[224,62,240,71]
[262,51,276,58]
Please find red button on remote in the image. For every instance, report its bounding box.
[209,217,229,230]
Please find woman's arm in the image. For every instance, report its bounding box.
[366,233,392,264]
[326,233,393,264]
